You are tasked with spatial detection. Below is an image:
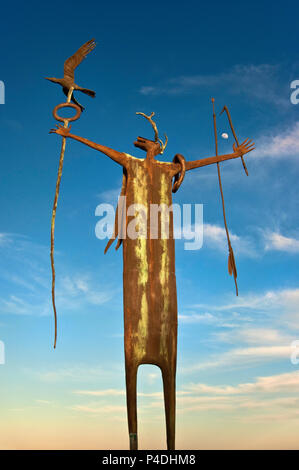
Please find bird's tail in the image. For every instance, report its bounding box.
[78,87,96,98]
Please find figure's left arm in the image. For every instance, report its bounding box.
[174,139,254,173]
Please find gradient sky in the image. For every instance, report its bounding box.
[1,0,299,450]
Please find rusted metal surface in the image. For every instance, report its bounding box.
[50,110,254,450]
[45,38,96,111]
[172,153,186,193]
[47,39,96,348]
[220,105,249,176]
[212,98,238,295]
[50,89,81,349]
[53,102,82,123]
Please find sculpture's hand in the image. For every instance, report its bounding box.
[233,139,255,157]
[49,124,72,137]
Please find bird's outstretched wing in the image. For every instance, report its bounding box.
[64,39,96,81]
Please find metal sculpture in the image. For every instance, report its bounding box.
[49,92,254,449]
[45,38,96,111]
[47,39,96,348]
[212,98,238,294]
[50,90,82,349]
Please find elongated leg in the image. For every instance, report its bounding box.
[161,365,176,450]
[125,361,138,450]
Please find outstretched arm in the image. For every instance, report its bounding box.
[50,124,129,167]
[183,139,254,172]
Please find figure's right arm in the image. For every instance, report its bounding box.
[50,124,128,167]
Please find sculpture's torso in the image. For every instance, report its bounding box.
[122,155,177,370]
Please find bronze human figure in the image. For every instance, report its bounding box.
[50,115,254,450]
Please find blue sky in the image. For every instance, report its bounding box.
[1,0,299,449]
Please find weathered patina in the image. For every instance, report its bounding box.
[50,113,254,449]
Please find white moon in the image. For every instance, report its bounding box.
[221,133,229,139]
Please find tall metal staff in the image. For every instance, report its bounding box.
[47,39,96,348]
[212,98,238,295]
[220,105,249,176]
[50,91,81,348]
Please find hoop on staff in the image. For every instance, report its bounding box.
[52,102,81,123]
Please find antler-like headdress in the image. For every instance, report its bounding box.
[136,111,168,154]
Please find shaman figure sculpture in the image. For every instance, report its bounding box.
[50,109,254,450]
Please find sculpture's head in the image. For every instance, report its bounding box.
[134,136,161,156]
[135,112,168,157]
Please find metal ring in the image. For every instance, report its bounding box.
[172,153,186,193]
[52,102,81,123]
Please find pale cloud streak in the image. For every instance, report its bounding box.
[178,223,299,258]
[203,223,257,257]
[0,234,116,316]
[28,364,120,383]
[97,185,122,204]
[263,230,299,253]
[185,370,299,395]
[181,287,299,371]
[191,287,299,315]
[216,328,294,346]
[182,345,295,373]
[71,404,126,414]
[174,222,257,257]
[139,64,287,107]
[69,371,299,424]
[256,121,299,158]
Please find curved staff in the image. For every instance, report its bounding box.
[50,87,81,348]
[212,98,239,295]
[220,105,249,176]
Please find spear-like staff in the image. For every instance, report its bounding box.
[211,98,238,296]
[50,92,81,348]
[48,38,96,348]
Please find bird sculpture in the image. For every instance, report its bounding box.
[45,38,96,111]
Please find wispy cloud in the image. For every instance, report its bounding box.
[191,287,299,314]
[203,223,257,257]
[175,371,299,421]
[69,371,299,425]
[256,121,299,158]
[177,223,299,258]
[263,230,299,253]
[73,388,190,399]
[185,370,299,396]
[186,286,299,339]
[139,64,287,107]
[70,404,126,414]
[0,233,12,246]
[97,185,122,204]
[179,312,216,324]
[215,328,294,346]
[0,234,116,316]
[58,275,114,308]
[183,345,294,373]
[181,286,299,372]
[174,222,257,257]
[0,294,49,316]
[28,364,120,383]
[74,389,126,397]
